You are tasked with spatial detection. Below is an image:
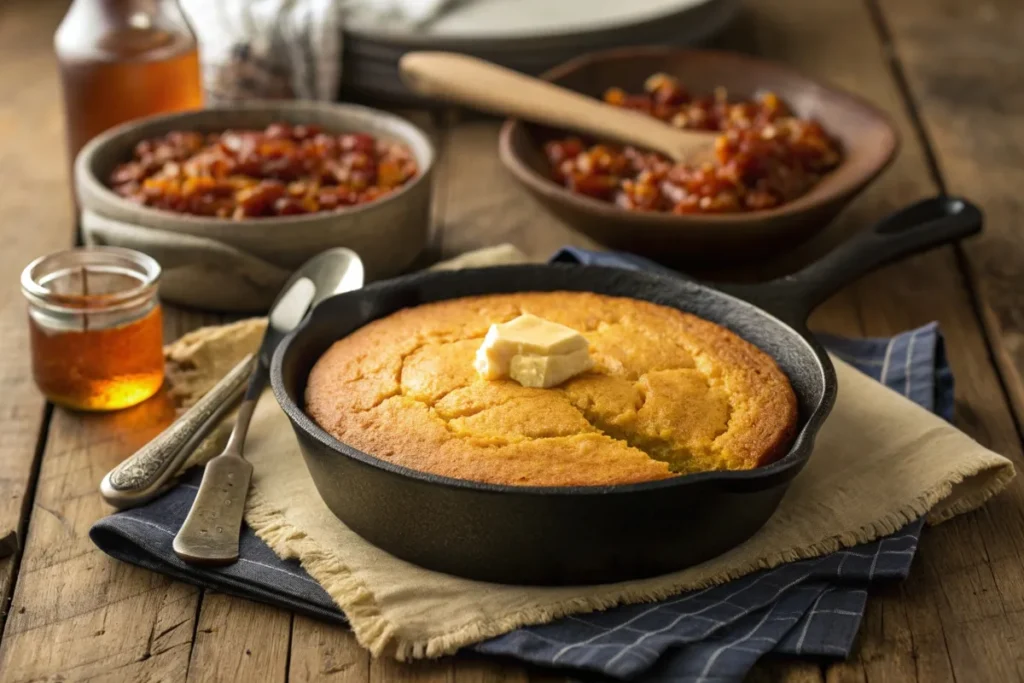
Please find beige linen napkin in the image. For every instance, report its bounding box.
[165,244,1015,660]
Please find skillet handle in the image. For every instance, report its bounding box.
[724,196,983,326]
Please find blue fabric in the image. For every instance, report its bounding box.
[91,248,953,682]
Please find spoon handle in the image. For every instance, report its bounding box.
[399,51,703,161]
[100,353,256,509]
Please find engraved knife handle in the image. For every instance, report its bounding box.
[99,353,256,509]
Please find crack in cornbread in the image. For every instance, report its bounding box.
[305,292,798,487]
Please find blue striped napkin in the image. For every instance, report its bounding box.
[91,248,951,682]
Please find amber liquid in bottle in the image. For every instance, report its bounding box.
[56,0,204,165]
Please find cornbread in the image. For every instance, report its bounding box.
[305,292,798,487]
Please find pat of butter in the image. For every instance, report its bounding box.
[508,347,593,388]
[474,313,593,388]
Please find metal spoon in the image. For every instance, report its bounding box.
[169,248,365,565]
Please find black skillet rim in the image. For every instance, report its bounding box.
[269,263,837,497]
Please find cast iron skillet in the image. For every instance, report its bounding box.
[270,196,981,586]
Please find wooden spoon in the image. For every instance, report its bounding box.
[399,51,716,164]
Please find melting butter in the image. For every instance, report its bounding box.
[474,313,593,388]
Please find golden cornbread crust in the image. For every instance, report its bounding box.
[305,292,798,487]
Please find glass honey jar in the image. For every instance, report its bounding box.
[21,247,165,412]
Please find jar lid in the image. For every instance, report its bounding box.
[21,246,161,314]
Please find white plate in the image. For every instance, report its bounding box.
[346,0,726,46]
[340,0,741,104]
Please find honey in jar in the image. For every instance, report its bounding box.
[55,0,204,167]
[21,247,165,412]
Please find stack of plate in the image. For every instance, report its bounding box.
[340,0,741,105]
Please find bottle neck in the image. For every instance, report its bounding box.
[58,0,196,60]
[72,0,173,14]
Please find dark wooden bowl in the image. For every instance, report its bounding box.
[498,47,900,266]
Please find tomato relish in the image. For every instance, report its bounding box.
[544,74,842,214]
[108,123,418,219]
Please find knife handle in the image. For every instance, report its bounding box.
[172,452,253,566]
[99,353,256,509]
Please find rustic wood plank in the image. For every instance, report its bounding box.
[873,0,1024,432]
[370,655,454,683]
[0,0,74,630]
[186,592,291,683]
[746,660,823,683]
[452,656,529,683]
[288,615,370,682]
[840,1,1024,680]
[836,587,911,683]
[0,308,218,682]
[0,0,219,679]
[854,246,1024,683]
[864,3,1024,650]
[0,402,200,682]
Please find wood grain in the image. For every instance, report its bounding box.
[288,616,369,683]
[872,0,1024,432]
[873,0,1024,435]
[747,660,823,683]
[0,402,199,682]
[0,0,74,631]
[0,309,217,681]
[186,593,291,683]
[452,658,529,683]
[371,655,454,683]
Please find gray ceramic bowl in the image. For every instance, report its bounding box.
[75,101,434,312]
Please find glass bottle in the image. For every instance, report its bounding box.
[55,0,204,168]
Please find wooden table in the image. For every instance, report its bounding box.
[2,0,1023,680]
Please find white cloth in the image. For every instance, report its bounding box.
[181,0,463,103]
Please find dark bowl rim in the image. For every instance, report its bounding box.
[74,99,436,227]
[269,262,837,497]
[498,45,901,226]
